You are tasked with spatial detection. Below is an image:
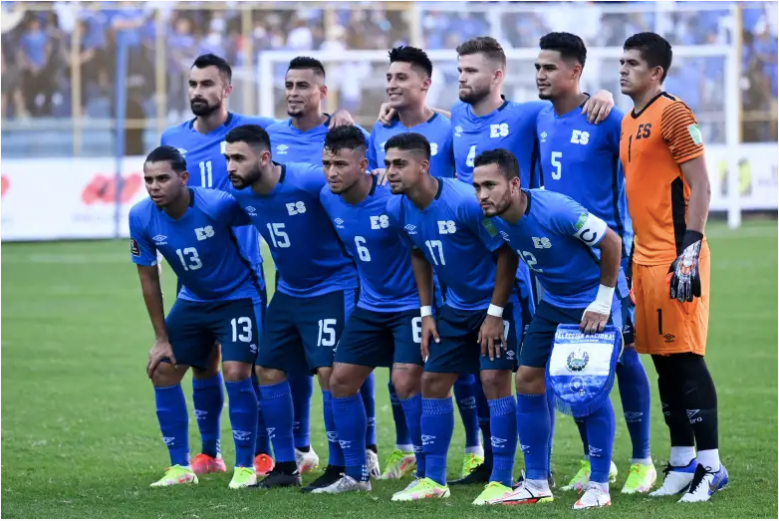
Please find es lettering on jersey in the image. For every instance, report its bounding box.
[320,176,419,312]
[129,188,262,302]
[386,177,505,311]
[452,99,548,186]
[266,116,370,165]
[230,162,358,298]
[367,113,454,177]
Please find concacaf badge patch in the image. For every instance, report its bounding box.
[482,218,498,237]
[687,123,703,145]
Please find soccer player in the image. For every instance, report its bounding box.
[534,32,655,494]
[314,125,429,493]
[384,133,522,505]
[367,45,484,480]
[130,146,264,489]
[159,53,276,477]
[225,124,359,492]
[471,148,624,509]
[264,56,376,476]
[619,32,727,502]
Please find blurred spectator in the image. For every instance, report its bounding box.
[17,15,54,116]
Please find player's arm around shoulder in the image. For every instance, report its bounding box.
[205,188,252,228]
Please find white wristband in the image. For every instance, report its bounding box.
[420,306,433,318]
[585,284,615,316]
[487,304,504,318]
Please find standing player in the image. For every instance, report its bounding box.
[130,146,264,489]
[384,133,522,505]
[534,32,655,494]
[619,32,727,502]
[225,124,360,492]
[472,149,624,509]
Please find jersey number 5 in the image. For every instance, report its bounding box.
[551,151,562,180]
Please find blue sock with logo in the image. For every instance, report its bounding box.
[454,374,481,451]
[252,378,272,456]
[516,393,551,480]
[289,372,313,449]
[225,378,258,468]
[488,396,518,486]
[192,373,223,458]
[586,399,616,483]
[389,382,412,447]
[155,384,190,467]
[332,394,368,482]
[360,373,377,447]
[547,387,557,466]
[400,394,425,478]
[258,380,296,463]
[421,397,454,486]
[475,382,493,469]
[322,390,345,467]
[617,346,652,460]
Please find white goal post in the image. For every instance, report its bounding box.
[258,44,742,228]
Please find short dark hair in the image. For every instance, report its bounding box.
[384,132,431,160]
[456,36,506,70]
[540,32,587,68]
[145,145,187,173]
[324,125,367,154]
[388,46,433,77]
[224,124,271,151]
[192,53,232,83]
[623,32,673,82]
[287,56,326,79]
[474,149,520,180]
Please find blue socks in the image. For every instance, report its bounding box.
[252,378,272,456]
[155,384,190,467]
[488,396,517,487]
[400,394,425,478]
[475,382,493,469]
[192,373,223,458]
[454,374,481,450]
[547,387,556,467]
[421,397,454,486]
[225,378,258,468]
[289,372,313,449]
[617,346,652,460]
[258,380,296,463]
[332,394,368,482]
[322,390,345,467]
[586,399,616,483]
[361,373,376,448]
[516,393,551,480]
[389,382,412,447]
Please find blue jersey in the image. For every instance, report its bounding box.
[367,113,455,177]
[452,99,548,186]
[489,189,627,309]
[230,162,358,298]
[387,178,505,311]
[129,188,262,302]
[320,177,419,312]
[266,116,370,165]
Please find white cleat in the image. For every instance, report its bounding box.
[310,474,372,494]
[678,465,729,503]
[296,447,320,474]
[488,481,553,505]
[649,460,697,497]
[573,485,611,510]
[366,449,381,479]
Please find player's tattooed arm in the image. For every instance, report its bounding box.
[581,227,622,334]
[377,103,451,126]
[137,265,176,377]
[479,244,518,361]
[328,109,356,128]
[411,249,439,361]
[581,90,615,125]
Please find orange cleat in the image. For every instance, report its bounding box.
[254,453,275,477]
[191,453,227,475]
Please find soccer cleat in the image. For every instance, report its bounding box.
[391,477,450,502]
[487,481,553,505]
[379,449,416,480]
[678,464,728,503]
[649,459,697,497]
[461,452,485,479]
[228,466,257,489]
[366,449,381,480]
[302,465,344,492]
[621,462,657,494]
[256,467,302,489]
[573,485,611,509]
[191,453,227,475]
[295,447,320,474]
[254,453,275,477]
[150,465,198,487]
[448,462,491,486]
[561,460,618,492]
[310,474,372,494]
[472,481,513,505]
[513,469,555,489]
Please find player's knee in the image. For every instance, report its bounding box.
[391,365,423,399]
[421,372,452,398]
[329,367,360,398]
[222,361,252,382]
[479,370,512,400]
[256,365,285,386]
[151,361,183,387]
[316,367,333,391]
[514,365,545,395]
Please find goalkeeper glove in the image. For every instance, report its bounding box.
[667,230,703,303]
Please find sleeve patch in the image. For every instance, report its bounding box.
[574,212,588,232]
[481,218,498,237]
[130,238,141,257]
[687,123,703,145]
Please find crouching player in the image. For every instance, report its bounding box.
[472,149,624,509]
[130,146,263,489]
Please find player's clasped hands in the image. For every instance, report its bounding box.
[147,338,176,378]
[478,314,507,361]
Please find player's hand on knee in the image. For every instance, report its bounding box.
[420,316,439,363]
[581,90,614,124]
[579,310,608,335]
[478,315,506,361]
[147,338,176,378]
[378,102,396,126]
[371,168,388,185]
[329,109,355,128]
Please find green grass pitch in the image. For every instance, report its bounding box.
[2,220,777,518]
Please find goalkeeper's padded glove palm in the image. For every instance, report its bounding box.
[667,231,703,303]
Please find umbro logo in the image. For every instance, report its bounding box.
[266,427,276,438]
[686,409,703,423]
[334,217,345,229]
[404,224,417,235]
[276,144,289,155]
[459,396,476,409]
[194,409,207,420]
[625,411,643,422]
[338,439,352,449]
[162,436,175,446]
[588,445,603,455]
[152,234,167,245]
[327,431,338,442]
[245,206,257,216]
[490,436,507,448]
[421,434,436,445]
[233,430,251,442]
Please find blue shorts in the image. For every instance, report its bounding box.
[519,298,622,369]
[425,298,520,374]
[166,296,265,369]
[259,289,358,373]
[335,307,423,368]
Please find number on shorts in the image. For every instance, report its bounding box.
[175,247,202,271]
[231,316,252,342]
[503,320,510,340]
[411,316,422,344]
[317,318,337,347]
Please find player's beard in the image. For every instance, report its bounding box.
[231,164,263,189]
[459,84,490,105]
[490,190,513,217]
[190,98,220,117]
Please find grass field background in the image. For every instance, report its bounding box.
[2,220,777,518]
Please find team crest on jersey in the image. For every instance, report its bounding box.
[454,125,463,137]
[566,349,590,372]
[481,218,498,237]
[540,131,547,143]
[176,148,188,157]
[276,144,289,155]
